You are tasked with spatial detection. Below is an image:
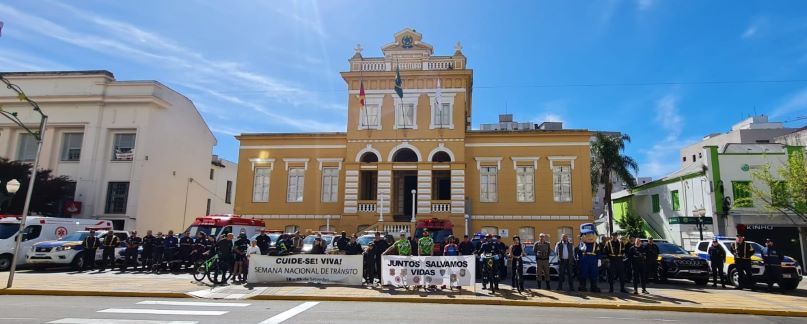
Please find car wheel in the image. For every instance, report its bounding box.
[728,267,740,287]
[71,253,84,270]
[0,255,11,271]
[779,281,799,291]
[693,278,708,286]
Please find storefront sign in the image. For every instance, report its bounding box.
[247,255,363,285]
[381,255,475,287]
[668,217,713,225]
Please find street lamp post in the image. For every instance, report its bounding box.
[1,179,20,211]
[410,189,417,223]
[1,74,49,289]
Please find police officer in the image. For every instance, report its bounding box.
[164,230,179,263]
[122,231,142,272]
[604,233,628,294]
[598,235,610,285]
[479,234,504,291]
[141,230,155,271]
[762,238,783,292]
[731,233,755,290]
[627,237,648,294]
[495,235,508,279]
[255,230,270,255]
[707,238,726,288]
[217,233,235,280]
[372,232,389,283]
[644,238,660,282]
[335,231,349,254]
[152,232,165,270]
[179,231,194,269]
[346,235,363,255]
[81,229,99,271]
[100,230,119,272]
[534,233,551,289]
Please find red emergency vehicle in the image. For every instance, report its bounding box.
[414,218,454,256]
[185,214,265,240]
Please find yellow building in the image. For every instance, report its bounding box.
[235,29,592,242]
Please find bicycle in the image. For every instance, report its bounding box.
[481,253,500,293]
[194,254,231,284]
[511,256,524,293]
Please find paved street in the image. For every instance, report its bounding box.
[0,295,804,324]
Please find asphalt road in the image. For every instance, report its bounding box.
[0,295,804,324]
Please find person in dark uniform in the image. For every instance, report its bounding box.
[479,234,504,291]
[372,232,389,283]
[100,230,119,272]
[152,232,165,270]
[644,238,660,282]
[623,236,633,282]
[627,238,648,294]
[603,233,628,293]
[363,243,375,284]
[509,236,525,292]
[346,235,363,255]
[122,231,142,272]
[598,235,610,285]
[179,231,194,269]
[255,230,270,255]
[141,230,155,271]
[459,235,473,256]
[164,230,179,263]
[81,229,99,271]
[730,233,755,290]
[217,233,234,280]
[335,231,349,254]
[707,238,726,288]
[189,232,206,266]
[233,233,250,283]
[495,235,508,279]
[762,238,783,292]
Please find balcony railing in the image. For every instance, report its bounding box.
[383,222,411,235]
[350,58,463,72]
[431,201,451,213]
[358,200,377,213]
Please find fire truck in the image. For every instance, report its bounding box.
[413,218,454,256]
[185,214,265,240]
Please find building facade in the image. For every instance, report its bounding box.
[235,29,593,242]
[207,155,237,215]
[0,71,217,232]
[612,143,806,263]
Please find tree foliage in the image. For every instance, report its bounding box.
[591,132,639,234]
[615,208,647,239]
[744,150,807,224]
[0,158,74,216]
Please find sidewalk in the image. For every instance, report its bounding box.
[2,271,806,317]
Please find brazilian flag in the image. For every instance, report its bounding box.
[394,64,403,99]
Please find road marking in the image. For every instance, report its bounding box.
[137,300,250,307]
[98,309,228,316]
[593,317,678,322]
[258,302,319,324]
[49,319,198,324]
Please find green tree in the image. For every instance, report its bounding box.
[744,150,807,224]
[0,158,75,216]
[591,132,639,235]
[615,209,647,239]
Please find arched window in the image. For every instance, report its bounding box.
[518,227,535,241]
[431,151,452,163]
[392,148,419,162]
[360,152,379,163]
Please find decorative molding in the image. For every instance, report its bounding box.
[348,138,464,143]
[428,92,456,130]
[317,158,343,170]
[471,215,590,221]
[244,214,342,220]
[249,158,275,171]
[510,156,540,170]
[241,145,346,150]
[548,156,578,169]
[388,141,423,162]
[474,157,502,170]
[465,142,589,148]
[348,88,466,95]
[283,158,310,171]
[427,143,455,162]
[358,95,383,130]
[355,144,383,163]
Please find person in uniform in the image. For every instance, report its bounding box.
[152,232,165,270]
[627,237,649,294]
[534,233,551,289]
[730,233,755,290]
[217,233,234,279]
[479,234,503,291]
[418,230,435,256]
[164,230,179,264]
[179,231,194,269]
[255,230,270,255]
[335,231,350,254]
[707,238,726,288]
[122,230,142,272]
[598,235,610,285]
[495,235,508,279]
[81,229,99,271]
[603,233,628,293]
[644,238,660,282]
[372,232,389,283]
[141,230,155,271]
[509,235,525,292]
[346,235,363,255]
[384,232,412,256]
[554,233,575,291]
[762,238,783,292]
[577,229,601,292]
[100,230,119,272]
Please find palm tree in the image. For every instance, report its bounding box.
[591,133,639,235]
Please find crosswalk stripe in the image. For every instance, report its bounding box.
[98,309,228,316]
[49,319,198,324]
[137,300,250,307]
[258,302,319,324]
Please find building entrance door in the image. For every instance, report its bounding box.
[393,171,418,222]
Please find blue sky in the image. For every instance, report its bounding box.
[1,0,806,179]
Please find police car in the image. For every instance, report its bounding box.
[642,240,710,285]
[27,230,129,270]
[695,236,803,290]
[521,241,560,279]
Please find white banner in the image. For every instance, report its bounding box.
[247,255,363,285]
[381,255,475,287]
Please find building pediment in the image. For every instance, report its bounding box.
[381,28,433,57]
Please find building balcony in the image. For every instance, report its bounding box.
[358,200,377,213]
[349,57,465,72]
[431,200,451,213]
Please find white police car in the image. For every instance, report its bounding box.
[695,236,803,290]
[27,230,129,270]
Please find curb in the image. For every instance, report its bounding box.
[249,294,807,318]
[0,288,190,299]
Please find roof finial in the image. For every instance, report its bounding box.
[355,43,363,54]
[455,41,463,52]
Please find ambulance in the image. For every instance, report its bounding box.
[0,216,112,270]
[185,214,266,240]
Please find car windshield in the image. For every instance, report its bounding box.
[657,243,688,255]
[0,223,18,240]
[357,236,375,247]
[59,232,90,241]
[187,225,223,238]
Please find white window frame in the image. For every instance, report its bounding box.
[552,165,573,202]
[480,226,498,235]
[557,226,573,241]
[321,167,339,203]
[519,227,535,241]
[428,93,455,129]
[111,133,136,161]
[358,95,383,130]
[394,95,418,130]
[16,133,37,161]
[285,225,299,233]
[60,132,83,162]
[287,167,305,203]
[516,166,535,202]
[252,167,271,203]
[480,166,498,202]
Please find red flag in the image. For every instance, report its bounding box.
[358,80,366,107]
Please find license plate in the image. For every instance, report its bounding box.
[35,254,46,257]
[782,274,792,278]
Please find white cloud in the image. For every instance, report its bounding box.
[637,0,656,11]
[639,94,697,178]
[770,87,807,118]
[532,99,568,125]
[742,26,757,39]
